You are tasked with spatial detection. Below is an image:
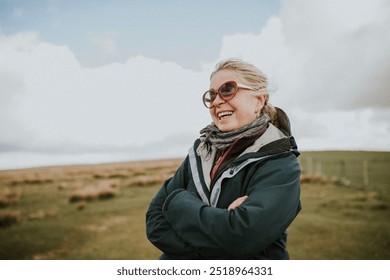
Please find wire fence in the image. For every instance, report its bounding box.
[298,151,390,194]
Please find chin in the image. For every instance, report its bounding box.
[217,122,237,132]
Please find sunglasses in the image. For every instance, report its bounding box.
[202,81,256,108]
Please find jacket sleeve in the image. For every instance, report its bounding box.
[162,153,301,257]
[145,156,199,258]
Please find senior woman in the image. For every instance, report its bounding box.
[146,58,301,259]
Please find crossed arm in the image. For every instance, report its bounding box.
[146,155,301,259]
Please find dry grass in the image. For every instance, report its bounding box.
[0,188,22,207]
[0,158,181,185]
[0,153,388,260]
[122,174,168,187]
[288,181,390,260]
[300,174,348,185]
[28,210,57,220]
[68,180,120,203]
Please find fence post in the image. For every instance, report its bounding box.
[315,161,322,177]
[340,159,346,179]
[362,160,369,192]
[307,157,313,175]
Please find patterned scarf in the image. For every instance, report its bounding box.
[199,114,270,152]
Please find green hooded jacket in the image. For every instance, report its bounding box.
[146,123,302,259]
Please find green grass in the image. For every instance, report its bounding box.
[287,183,390,259]
[0,152,389,260]
[0,182,162,260]
[299,151,390,193]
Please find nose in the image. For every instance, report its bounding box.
[212,92,225,108]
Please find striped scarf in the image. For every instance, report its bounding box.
[199,114,270,152]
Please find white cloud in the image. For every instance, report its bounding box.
[0,32,210,167]
[1,0,389,169]
[215,0,390,150]
[219,0,390,110]
[291,108,390,151]
[281,0,390,110]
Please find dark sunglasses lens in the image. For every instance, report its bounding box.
[203,91,216,108]
[219,82,237,97]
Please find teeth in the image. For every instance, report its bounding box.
[218,111,234,120]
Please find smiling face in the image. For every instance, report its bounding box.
[209,70,265,132]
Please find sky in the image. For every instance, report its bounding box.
[0,0,389,170]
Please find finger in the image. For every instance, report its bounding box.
[228,195,249,210]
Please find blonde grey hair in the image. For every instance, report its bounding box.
[210,58,277,122]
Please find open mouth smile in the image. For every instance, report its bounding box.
[217,111,234,120]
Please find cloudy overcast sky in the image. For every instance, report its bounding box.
[0,0,389,170]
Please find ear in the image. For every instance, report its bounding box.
[257,95,266,108]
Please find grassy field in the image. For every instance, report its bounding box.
[299,151,390,194]
[0,152,389,260]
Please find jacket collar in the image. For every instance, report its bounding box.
[197,123,287,159]
[241,123,288,155]
[195,123,288,190]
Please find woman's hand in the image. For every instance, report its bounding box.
[228,195,248,211]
